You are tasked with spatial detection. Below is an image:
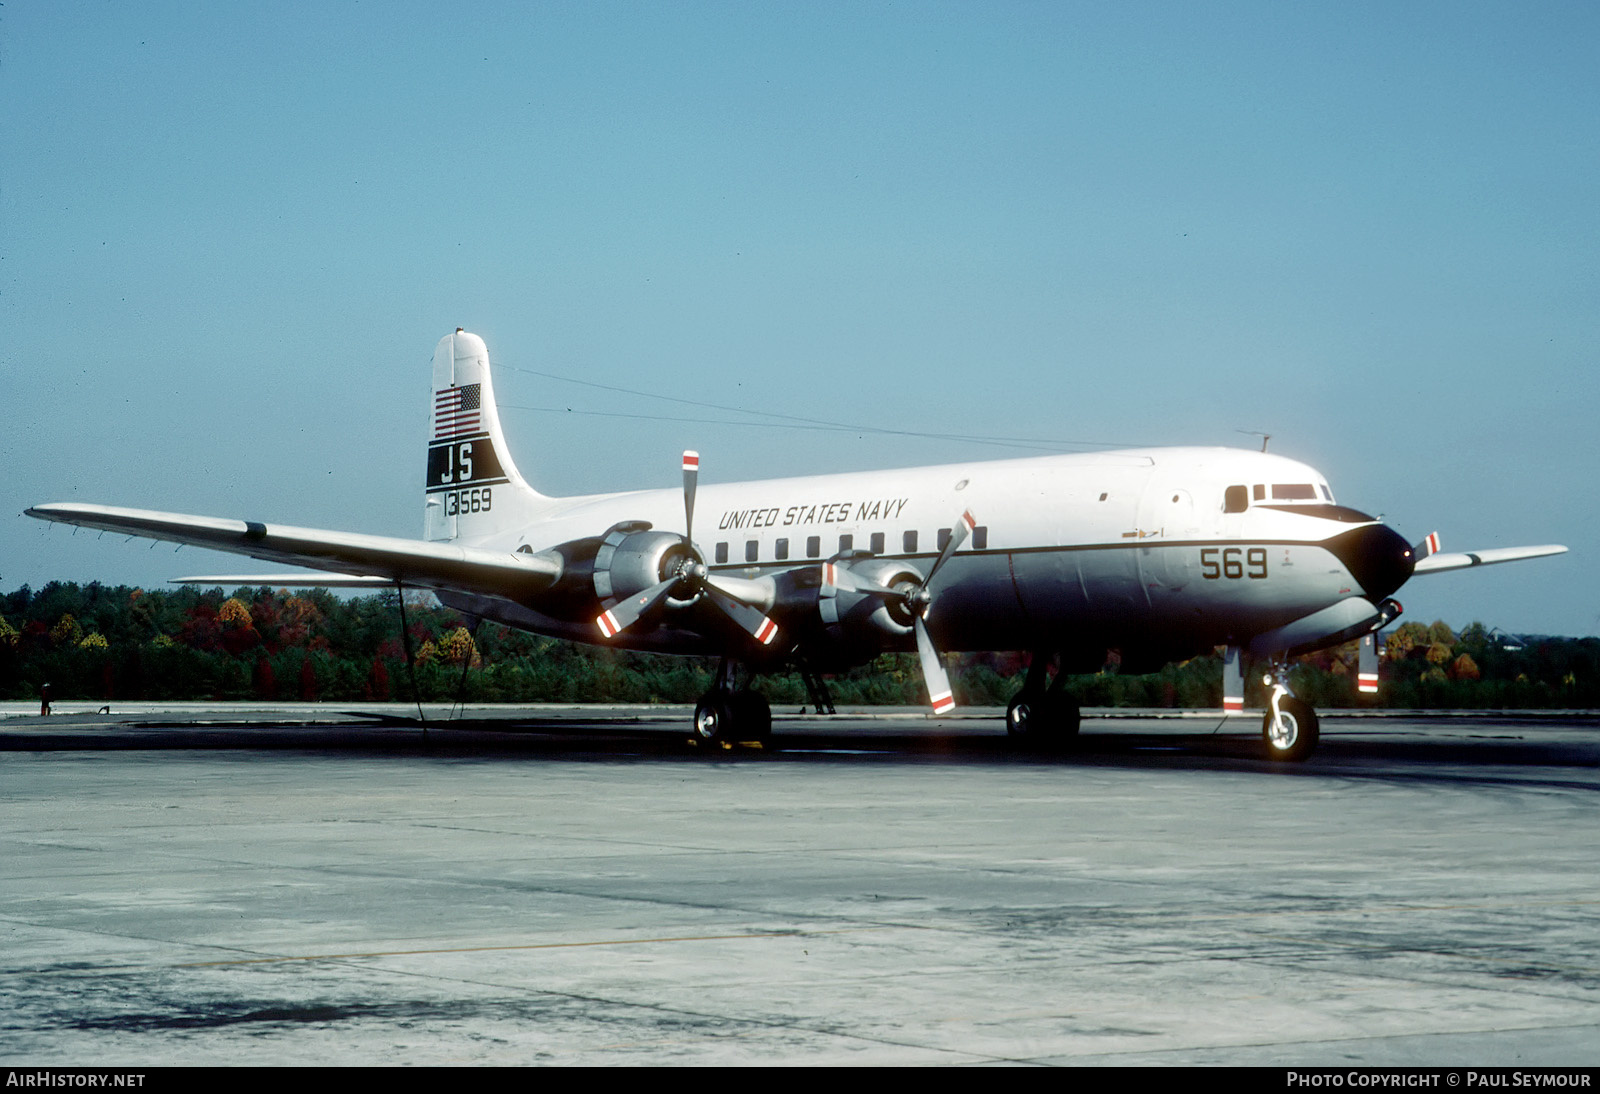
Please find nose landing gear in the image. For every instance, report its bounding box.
[1261,667,1319,762]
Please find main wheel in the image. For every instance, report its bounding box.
[1006,694,1039,738]
[693,695,735,744]
[1262,696,1319,762]
[1007,693,1080,750]
[730,691,772,745]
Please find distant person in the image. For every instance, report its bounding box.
[40,682,52,717]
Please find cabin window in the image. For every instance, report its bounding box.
[715,542,728,564]
[1224,485,1248,513]
[1098,492,1108,501]
[838,534,853,554]
[973,525,988,549]
[938,527,952,550]
[745,540,759,563]
[806,535,821,558]
[903,530,919,553]
[775,537,789,560]
[870,531,885,555]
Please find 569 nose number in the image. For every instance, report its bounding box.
[1200,546,1267,579]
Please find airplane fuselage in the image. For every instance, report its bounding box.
[442,445,1411,667]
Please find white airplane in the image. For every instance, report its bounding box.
[27,329,1567,760]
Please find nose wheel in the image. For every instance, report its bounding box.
[1262,681,1319,762]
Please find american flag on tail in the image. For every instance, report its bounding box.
[434,384,482,440]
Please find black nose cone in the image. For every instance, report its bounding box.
[1324,523,1416,602]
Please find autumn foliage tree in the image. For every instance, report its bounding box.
[0,582,1595,708]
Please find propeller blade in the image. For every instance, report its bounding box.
[682,450,699,544]
[703,583,780,646]
[703,572,775,610]
[820,560,840,598]
[914,617,956,715]
[1357,633,1380,695]
[926,509,977,584]
[595,576,679,638]
[1222,646,1244,713]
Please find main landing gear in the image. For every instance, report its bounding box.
[1006,652,1081,751]
[1261,664,1319,763]
[691,658,773,750]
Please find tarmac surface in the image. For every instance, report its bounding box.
[2,703,1598,1066]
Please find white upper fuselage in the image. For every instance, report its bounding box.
[507,446,1331,558]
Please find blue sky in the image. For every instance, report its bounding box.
[4,1,1596,636]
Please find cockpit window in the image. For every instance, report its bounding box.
[1271,483,1318,501]
[1223,485,1248,514]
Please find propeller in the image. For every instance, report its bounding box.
[822,509,976,715]
[594,451,779,647]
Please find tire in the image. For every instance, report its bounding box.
[731,691,772,745]
[1007,693,1080,750]
[693,695,735,743]
[1006,695,1037,738]
[1262,696,1319,762]
[1046,695,1081,740]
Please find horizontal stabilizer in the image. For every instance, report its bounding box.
[26,503,561,601]
[1411,544,1567,575]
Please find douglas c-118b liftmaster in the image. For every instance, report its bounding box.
[27,330,1567,760]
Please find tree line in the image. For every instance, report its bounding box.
[2,582,1595,709]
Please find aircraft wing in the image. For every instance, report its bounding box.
[24,502,561,600]
[171,574,398,589]
[1410,544,1567,575]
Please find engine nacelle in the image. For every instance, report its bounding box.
[515,522,698,623]
[818,557,924,639]
[592,524,697,606]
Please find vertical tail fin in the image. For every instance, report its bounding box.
[425,329,551,542]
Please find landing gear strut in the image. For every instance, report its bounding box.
[691,658,772,749]
[1006,652,1081,750]
[797,659,837,715]
[1261,664,1319,762]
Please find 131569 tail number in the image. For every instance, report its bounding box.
[1200,546,1267,580]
